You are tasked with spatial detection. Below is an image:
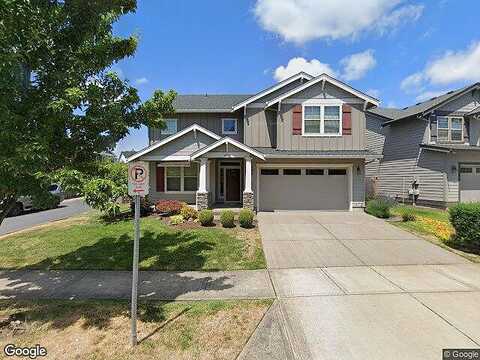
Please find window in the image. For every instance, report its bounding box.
[437,116,463,142]
[283,169,301,175]
[165,164,198,192]
[460,167,473,174]
[261,169,279,175]
[303,104,341,136]
[166,167,181,191]
[222,118,237,134]
[328,169,347,175]
[161,119,177,135]
[306,169,324,175]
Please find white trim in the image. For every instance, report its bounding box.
[232,72,313,111]
[164,165,199,193]
[283,98,364,104]
[128,124,221,162]
[265,73,380,108]
[436,116,464,143]
[302,103,342,137]
[222,118,238,135]
[256,163,354,212]
[143,155,191,161]
[191,137,266,160]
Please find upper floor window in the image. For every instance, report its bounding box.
[303,104,341,136]
[161,119,178,135]
[222,118,237,135]
[437,116,463,142]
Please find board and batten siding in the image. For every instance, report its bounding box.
[244,107,277,148]
[149,112,243,144]
[365,113,386,178]
[277,103,366,151]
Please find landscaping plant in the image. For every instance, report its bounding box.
[220,210,235,228]
[180,205,198,220]
[239,209,254,228]
[365,197,394,218]
[169,215,184,225]
[130,196,153,217]
[155,200,183,216]
[198,210,214,226]
[401,210,417,222]
[449,203,480,250]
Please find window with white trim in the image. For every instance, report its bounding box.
[303,104,341,136]
[161,119,178,135]
[222,118,237,134]
[437,116,463,142]
[165,164,198,192]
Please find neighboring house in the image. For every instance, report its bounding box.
[119,150,138,163]
[128,72,382,211]
[366,83,480,207]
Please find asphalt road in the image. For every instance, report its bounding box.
[0,198,89,236]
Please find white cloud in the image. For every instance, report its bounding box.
[254,0,424,44]
[340,50,376,81]
[273,57,336,81]
[400,72,425,93]
[415,90,449,102]
[425,42,480,85]
[366,89,381,99]
[135,77,148,85]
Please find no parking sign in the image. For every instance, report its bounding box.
[128,162,149,197]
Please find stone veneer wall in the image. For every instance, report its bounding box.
[196,192,209,210]
[242,191,254,211]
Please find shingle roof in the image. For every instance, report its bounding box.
[173,95,252,112]
[254,148,382,159]
[120,150,137,158]
[368,107,406,120]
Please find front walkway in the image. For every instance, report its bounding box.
[241,211,480,360]
[0,269,274,300]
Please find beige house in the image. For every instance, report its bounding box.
[128,72,383,211]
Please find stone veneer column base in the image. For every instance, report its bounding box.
[196,192,209,211]
[242,191,254,211]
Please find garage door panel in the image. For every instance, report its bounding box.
[259,170,349,211]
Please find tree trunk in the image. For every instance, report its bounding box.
[0,195,17,227]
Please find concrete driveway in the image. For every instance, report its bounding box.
[243,211,480,360]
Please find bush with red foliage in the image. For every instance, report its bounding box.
[155,200,183,215]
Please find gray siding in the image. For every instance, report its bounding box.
[470,119,480,146]
[149,112,243,144]
[291,81,357,100]
[244,107,277,147]
[147,162,196,204]
[365,113,386,178]
[437,91,480,113]
[277,103,366,151]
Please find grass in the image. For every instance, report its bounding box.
[0,212,266,271]
[390,204,480,263]
[0,299,272,360]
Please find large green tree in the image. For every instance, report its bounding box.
[0,0,175,224]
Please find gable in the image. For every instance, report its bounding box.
[285,81,361,102]
[437,90,480,113]
[254,78,307,103]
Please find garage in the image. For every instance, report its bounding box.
[460,164,480,202]
[258,166,351,211]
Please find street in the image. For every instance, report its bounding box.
[0,198,89,236]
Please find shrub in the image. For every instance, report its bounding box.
[84,178,125,218]
[32,191,61,210]
[365,197,394,218]
[220,210,235,228]
[401,210,417,222]
[449,203,480,249]
[180,205,198,220]
[239,209,254,228]
[198,209,214,226]
[170,215,184,225]
[155,200,183,215]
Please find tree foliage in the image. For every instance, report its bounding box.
[0,0,176,224]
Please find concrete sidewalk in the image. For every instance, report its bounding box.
[0,269,275,301]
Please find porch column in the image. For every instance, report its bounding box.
[243,157,254,211]
[196,158,209,210]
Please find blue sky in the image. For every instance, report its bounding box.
[114,0,480,154]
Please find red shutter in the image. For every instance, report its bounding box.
[156,166,164,192]
[342,104,352,135]
[292,105,302,135]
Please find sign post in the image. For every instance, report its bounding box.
[127,162,149,346]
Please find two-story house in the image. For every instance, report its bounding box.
[367,83,480,207]
[128,72,382,211]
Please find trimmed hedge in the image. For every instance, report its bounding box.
[365,198,394,218]
[220,210,235,228]
[198,209,214,226]
[449,203,480,250]
[239,209,254,228]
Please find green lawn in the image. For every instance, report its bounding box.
[0,299,272,360]
[0,214,266,271]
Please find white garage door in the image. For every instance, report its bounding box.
[460,165,480,202]
[259,167,349,211]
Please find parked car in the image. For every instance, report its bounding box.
[8,184,65,216]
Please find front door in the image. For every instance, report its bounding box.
[226,168,241,202]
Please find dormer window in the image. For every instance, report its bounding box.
[437,116,463,142]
